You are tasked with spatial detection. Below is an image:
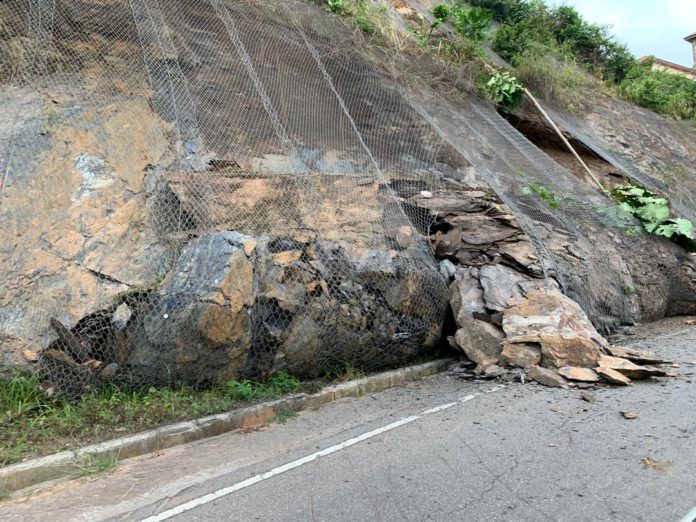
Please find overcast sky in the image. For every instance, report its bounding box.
[565,0,696,67]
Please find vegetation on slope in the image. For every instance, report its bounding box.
[468,0,695,119]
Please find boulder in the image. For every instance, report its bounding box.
[127,233,255,386]
[502,288,605,369]
[558,366,600,383]
[478,264,529,312]
[526,366,567,388]
[500,342,541,368]
[454,321,505,370]
[449,272,486,328]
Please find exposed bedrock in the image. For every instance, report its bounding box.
[39,231,448,391]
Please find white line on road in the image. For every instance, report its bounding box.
[140,386,504,522]
[680,505,696,522]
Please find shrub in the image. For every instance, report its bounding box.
[452,7,493,42]
[610,185,696,251]
[486,71,525,112]
[619,59,696,120]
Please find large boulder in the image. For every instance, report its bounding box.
[49,231,449,388]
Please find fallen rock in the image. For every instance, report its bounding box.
[483,364,507,378]
[500,342,541,368]
[526,365,567,388]
[598,355,670,380]
[622,411,638,420]
[558,366,600,382]
[503,289,605,369]
[540,336,601,369]
[453,321,505,369]
[580,391,597,403]
[502,289,607,347]
[478,264,529,312]
[596,367,632,385]
[449,273,486,328]
[605,346,668,365]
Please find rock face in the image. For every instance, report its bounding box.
[33,231,449,391]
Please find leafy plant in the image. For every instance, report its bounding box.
[523,182,559,209]
[610,185,695,251]
[325,0,346,14]
[486,71,525,112]
[452,7,493,42]
[430,3,452,32]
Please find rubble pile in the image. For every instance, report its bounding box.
[408,182,678,388]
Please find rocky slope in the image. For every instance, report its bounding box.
[0,0,694,393]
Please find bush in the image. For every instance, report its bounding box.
[487,0,635,84]
[513,46,600,111]
[619,59,696,120]
[452,7,493,42]
[486,71,524,112]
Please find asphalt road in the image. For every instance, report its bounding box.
[2,321,696,522]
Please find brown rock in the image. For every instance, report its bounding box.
[605,346,668,365]
[558,366,600,382]
[500,342,541,368]
[526,365,567,388]
[540,335,601,369]
[273,250,302,266]
[596,367,631,385]
[598,355,669,380]
[23,350,39,363]
[503,289,607,348]
[454,321,505,368]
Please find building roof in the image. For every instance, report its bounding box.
[637,56,693,73]
[685,32,696,43]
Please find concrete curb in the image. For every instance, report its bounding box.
[0,359,452,496]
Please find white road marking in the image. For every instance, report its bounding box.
[680,505,696,522]
[140,386,504,522]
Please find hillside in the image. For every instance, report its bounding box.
[0,0,695,397]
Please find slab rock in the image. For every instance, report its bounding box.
[500,342,541,368]
[558,366,600,383]
[526,365,567,388]
[596,367,631,386]
[598,355,670,380]
[454,321,505,369]
[478,264,530,312]
[502,288,606,369]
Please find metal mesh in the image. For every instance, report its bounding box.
[1,0,693,397]
[0,0,455,395]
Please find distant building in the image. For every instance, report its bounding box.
[636,32,696,80]
[686,32,696,70]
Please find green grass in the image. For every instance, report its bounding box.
[266,407,299,425]
[70,454,120,478]
[0,371,302,467]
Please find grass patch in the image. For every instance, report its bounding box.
[70,454,119,478]
[0,371,302,467]
[266,407,299,425]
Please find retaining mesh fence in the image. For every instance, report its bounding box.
[1,0,692,397]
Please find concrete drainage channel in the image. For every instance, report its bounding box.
[0,359,452,498]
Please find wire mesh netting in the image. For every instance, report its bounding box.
[0,0,460,395]
[1,0,694,397]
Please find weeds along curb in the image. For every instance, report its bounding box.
[0,359,452,497]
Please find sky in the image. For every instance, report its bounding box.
[565,0,696,67]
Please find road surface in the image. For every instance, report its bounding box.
[2,320,695,521]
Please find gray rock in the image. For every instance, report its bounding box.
[439,259,457,279]
[478,264,530,312]
[453,321,505,368]
[526,366,567,388]
[449,273,486,328]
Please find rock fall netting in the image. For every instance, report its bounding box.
[0,0,456,394]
